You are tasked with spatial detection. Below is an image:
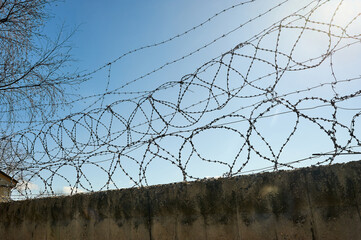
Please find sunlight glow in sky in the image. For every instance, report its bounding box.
[10,0,361,198]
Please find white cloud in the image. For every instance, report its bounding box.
[16,181,39,191]
[62,186,85,195]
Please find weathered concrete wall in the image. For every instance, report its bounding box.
[0,187,11,203]
[1,161,361,240]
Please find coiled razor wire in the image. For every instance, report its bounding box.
[2,0,361,198]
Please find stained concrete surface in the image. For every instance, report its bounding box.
[0,160,361,239]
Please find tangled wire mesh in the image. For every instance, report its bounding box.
[2,0,361,199]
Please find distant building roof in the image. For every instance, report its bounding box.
[0,170,18,187]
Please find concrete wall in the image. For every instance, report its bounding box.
[1,161,361,240]
[0,178,13,203]
[0,186,11,203]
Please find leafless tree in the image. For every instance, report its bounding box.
[0,0,84,182]
[0,0,83,132]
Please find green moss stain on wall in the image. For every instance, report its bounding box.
[0,161,361,240]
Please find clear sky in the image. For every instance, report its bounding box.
[11,0,361,198]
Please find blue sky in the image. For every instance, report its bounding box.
[12,0,361,197]
[45,1,315,93]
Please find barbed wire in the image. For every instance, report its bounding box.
[1,0,361,199]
